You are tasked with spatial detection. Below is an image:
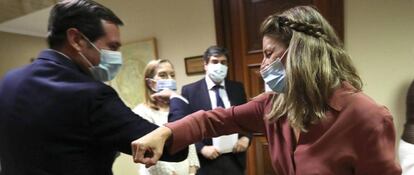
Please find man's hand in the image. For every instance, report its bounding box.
[200,146,220,160]
[131,126,172,167]
[232,136,250,153]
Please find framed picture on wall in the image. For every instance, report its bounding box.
[184,55,205,75]
[109,37,158,108]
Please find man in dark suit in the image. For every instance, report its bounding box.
[179,46,251,175]
[0,1,185,175]
[400,80,414,175]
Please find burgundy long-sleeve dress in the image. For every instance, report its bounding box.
[166,82,401,175]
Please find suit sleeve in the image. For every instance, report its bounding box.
[166,97,200,168]
[89,86,187,161]
[182,85,208,153]
[168,97,191,122]
[406,81,414,124]
[165,93,271,154]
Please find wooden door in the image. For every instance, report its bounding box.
[213,0,344,174]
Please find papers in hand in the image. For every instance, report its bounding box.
[212,134,238,154]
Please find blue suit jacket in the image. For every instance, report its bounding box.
[0,50,186,175]
[177,78,250,173]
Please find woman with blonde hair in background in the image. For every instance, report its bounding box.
[132,59,199,175]
[131,6,401,175]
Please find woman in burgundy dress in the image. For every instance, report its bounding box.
[131,6,401,175]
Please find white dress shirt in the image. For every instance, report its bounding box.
[399,139,414,175]
[133,104,200,175]
[205,76,231,109]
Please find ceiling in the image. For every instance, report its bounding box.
[0,0,55,23]
[0,0,55,37]
[0,6,51,37]
[0,0,213,43]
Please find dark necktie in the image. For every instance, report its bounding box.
[212,85,225,108]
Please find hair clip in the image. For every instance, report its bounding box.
[276,16,290,26]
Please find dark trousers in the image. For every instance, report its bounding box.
[196,153,245,175]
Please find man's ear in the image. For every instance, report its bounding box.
[66,28,83,52]
[204,62,209,72]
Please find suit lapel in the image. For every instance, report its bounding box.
[225,80,235,106]
[200,79,213,110]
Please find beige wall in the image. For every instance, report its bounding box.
[0,31,46,78]
[345,0,414,142]
[98,0,214,92]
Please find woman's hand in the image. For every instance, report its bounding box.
[151,89,177,104]
[131,126,173,167]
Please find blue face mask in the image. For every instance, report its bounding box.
[78,34,123,82]
[260,49,288,93]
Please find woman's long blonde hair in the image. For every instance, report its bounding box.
[143,59,174,110]
[260,6,362,131]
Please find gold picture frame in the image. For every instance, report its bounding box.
[184,55,205,75]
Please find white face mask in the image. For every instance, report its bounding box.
[260,49,288,93]
[148,79,177,92]
[264,83,273,92]
[207,63,228,83]
[78,33,123,82]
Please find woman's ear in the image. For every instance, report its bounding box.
[146,78,157,92]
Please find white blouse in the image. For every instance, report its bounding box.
[133,104,200,175]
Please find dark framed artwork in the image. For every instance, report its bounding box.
[184,55,205,75]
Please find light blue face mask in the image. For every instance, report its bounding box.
[79,34,123,82]
[153,79,177,92]
[260,49,288,93]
